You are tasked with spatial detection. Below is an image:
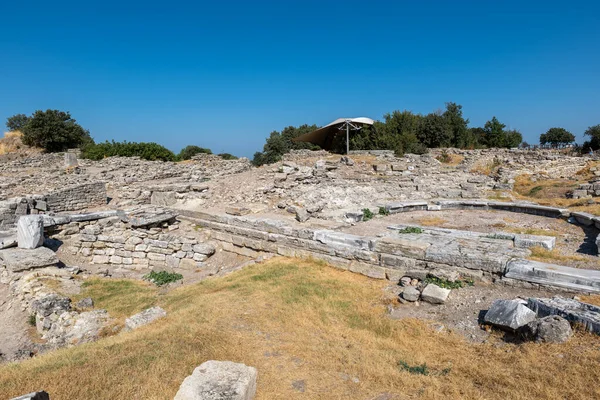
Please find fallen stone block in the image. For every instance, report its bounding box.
[10,391,50,400]
[17,215,44,249]
[513,234,556,250]
[527,297,600,334]
[295,208,310,223]
[505,259,600,293]
[174,360,257,400]
[150,191,177,207]
[484,299,536,331]
[420,284,450,304]
[124,306,167,331]
[0,231,17,249]
[0,247,59,272]
[525,315,573,343]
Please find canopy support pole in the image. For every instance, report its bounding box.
[346,123,349,154]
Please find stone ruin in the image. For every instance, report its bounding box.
[2,147,600,398]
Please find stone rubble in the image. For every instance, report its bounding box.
[483,299,537,331]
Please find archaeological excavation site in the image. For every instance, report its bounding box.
[1,141,600,399]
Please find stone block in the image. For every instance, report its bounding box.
[0,247,59,271]
[174,360,257,400]
[420,284,450,304]
[17,215,44,249]
[373,237,429,259]
[124,306,167,331]
[514,234,555,250]
[484,299,536,331]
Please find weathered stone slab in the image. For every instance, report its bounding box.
[17,215,44,249]
[505,259,600,293]
[124,306,167,331]
[129,211,178,228]
[174,360,257,400]
[484,299,536,331]
[425,241,511,273]
[313,230,372,251]
[571,211,596,226]
[0,247,59,272]
[150,191,177,206]
[373,237,429,259]
[528,297,600,334]
[69,210,119,222]
[514,234,555,250]
[0,231,17,249]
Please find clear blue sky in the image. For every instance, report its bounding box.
[1,0,599,157]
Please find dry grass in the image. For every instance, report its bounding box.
[575,161,600,180]
[528,246,587,263]
[1,258,600,399]
[470,159,502,175]
[436,153,464,166]
[513,174,579,201]
[0,131,24,155]
[503,227,559,237]
[417,216,448,226]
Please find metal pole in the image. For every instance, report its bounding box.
[346,122,349,155]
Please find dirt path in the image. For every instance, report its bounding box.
[0,283,33,362]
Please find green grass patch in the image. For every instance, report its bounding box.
[398,226,424,234]
[143,271,183,286]
[378,206,390,216]
[362,208,374,221]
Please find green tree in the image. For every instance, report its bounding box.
[417,112,452,148]
[252,124,318,166]
[20,110,92,152]
[178,145,212,160]
[81,140,176,161]
[504,129,523,148]
[442,103,474,148]
[482,117,506,147]
[6,114,30,132]
[539,127,575,147]
[583,124,600,151]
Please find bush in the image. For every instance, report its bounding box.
[15,110,93,152]
[178,145,212,160]
[398,226,424,234]
[81,140,176,161]
[143,271,183,286]
[218,153,238,160]
[378,206,389,216]
[362,208,374,221]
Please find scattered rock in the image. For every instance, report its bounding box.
[295,207,310,223]
[400,276,412,287]
[0,247,59,272]
[174,360,257,400]
[76,297,94,309]
[124,306,167,331]
[291,379,306,392]
[526,315,573,343]
[420,284,450,304]
[484,299,536,331]
[401,286,420,302]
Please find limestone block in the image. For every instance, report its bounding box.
[124,306,167,331]
[17,215,44,249]
[0,247,58,271]
[373,237,429,259]
[174,360,257,400]
[420,284,450,304]
[484,299,536,331]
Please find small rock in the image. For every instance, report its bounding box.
[420,284,450,304]
[124,306,167,331]
[401,286,420,302]
[295,208,310,223]
[10,391,50,400]
[400,276,412,287]
[526,315,573,343]
[76,297,94,309]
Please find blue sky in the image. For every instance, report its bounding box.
[1,0,599,157]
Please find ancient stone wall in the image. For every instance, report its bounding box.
[45,182,106,213]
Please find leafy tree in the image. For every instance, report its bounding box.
[539,127,575,147]
[252,124,319,166]
[6,114,30,132]
[81,140,176,161]
[19,110,92,152]
[417,112,452,148]
[442,103,474,148]
[178,145,212,160]
[583,124,600,151]
[482,117,506,148]
[504,129,523,148]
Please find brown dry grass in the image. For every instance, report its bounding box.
[417,216,448,226]
[0,131,24,154]
[528,246,588,264]
[1,258,600,399]
[580,295,600,307]
[470,159,502,175]
[437,153,464,166]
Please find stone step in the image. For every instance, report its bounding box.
[505,259,600,293]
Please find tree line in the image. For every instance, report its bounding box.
[5,110,236,161]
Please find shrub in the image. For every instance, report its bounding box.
[178,145,212,160]
[143,271,183,286]
[17,110,92,152]
[218,153,238,160]
[436,149,452,163]
[81,140,176,161]
[28,314,37,326]
[378,206,389,216]
[398,226,424,234]
[362,208,374,221]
